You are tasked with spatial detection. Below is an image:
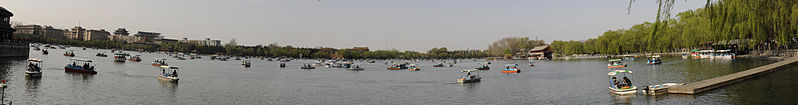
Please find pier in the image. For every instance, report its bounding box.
[668,56,798,94]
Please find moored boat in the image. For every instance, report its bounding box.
[64,58,97,74]
[642,83,684,95]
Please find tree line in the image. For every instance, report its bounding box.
[23,36,489,59]
[551,0,798,55]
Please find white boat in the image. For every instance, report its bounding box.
[646,55,662,64]
[608,70,637,95]
[157,66,180,83]
[457,69,481,83]
[642,83,685,95]
[26,58,43,77]
[347,64,364,71]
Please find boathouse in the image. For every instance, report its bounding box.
[528,45,552,59]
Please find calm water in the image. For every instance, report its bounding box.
[0,47,795,104]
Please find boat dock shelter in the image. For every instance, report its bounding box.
[668,56,798,94]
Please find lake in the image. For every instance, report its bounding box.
[0,47,795,104]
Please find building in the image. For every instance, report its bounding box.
[84,29,110,41]
[154,38,178,44]
[113,28,129,36]
[13,24,42,37]
[134,31,160,42]
[42,26,66,39]
[179,38,221,46]
[527,45,552,60]
[353,47,369,52]
[0,6,13,40]
[67,26,86,40]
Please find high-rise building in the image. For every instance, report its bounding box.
[13,24,42,37]
[67,26,86,40]
[42,26,66,39]
[84,29,110,41]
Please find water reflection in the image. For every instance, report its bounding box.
[611,93,634,104]
[24,77,41,96]
[460,82,479,93]
[157,79,178,97]
[65,72,95,83]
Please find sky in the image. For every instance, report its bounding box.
[0,0,705,52]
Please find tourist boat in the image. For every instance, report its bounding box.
[42,49,48,55]
[128,55,142,62]
[242,60,251,67]
[529,62,535,66]
[347,64,364,71]
[432,63,445,67]
[501,64,521,73]
[408,64,421,71]
[152,58,168,67]
[713,50,735,59]
[387,63,407,70]
[64,58,97,74]
[279,62,286,68]
[300,64,316,69]
[95,52,108,57]
[113,52,126,62]
[63,50,75,57]
[157,66,180,83]
[646,55,662,64]
[26,58,43,77]
[457,69,481,83]
[608,70,636,95]
[475,64,490,70]
[642,83,685,95]
[607,59,626,68]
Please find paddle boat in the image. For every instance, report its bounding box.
[529,62,535,67]
[42,49,48,55]
[113,52,126,62]
[152,58,168,67]
[128,55,142,62]
[64,58,97,74]
[607,59,626,69]
[608,70,636,95]
[157,66,180,83]
[26,58,43,77]
[475,64,490,70]
[63,50,75,57]
[642,83,685,95]
[387,63,407,70]
[646,55,662,64]
[300,64,316,69]
[347,64,364,71]
[432,63,445,67]
[408,64,421,71]
[95,52,107,57]
[713,50,735,59]
[242,60,251,67]
[501,64,520,73]
[279,62,286,68]
[457,69,481,83]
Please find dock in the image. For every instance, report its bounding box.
[668,56,798,94]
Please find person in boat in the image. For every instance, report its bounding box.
[172,70,178,77]
[34,63,40,71]
[623,77,632,87]
[90,66,94,71]
[162,69,165,75]
[611,77,619,88]
[73,62,77,67]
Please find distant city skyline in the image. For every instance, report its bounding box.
[1,0,705,52]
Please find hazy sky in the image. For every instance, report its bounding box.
[1,0,705,51]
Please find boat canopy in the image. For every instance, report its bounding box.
[27,58,42,62]
[504,64,518,66]
[650,55,661,58]
[695,50,715,53]
[155,58,166,60]
[69,58,93,62]
[716,50,731,52]
[461,69,478,72]
[114,52,125,55]
[160,66,179,69]
[607,70,633,76]
[609,59,623,62]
